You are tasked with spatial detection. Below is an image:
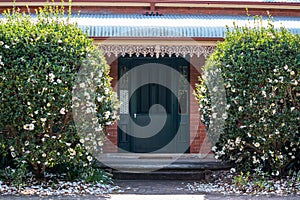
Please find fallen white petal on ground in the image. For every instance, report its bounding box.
[186,172,300,196]
[0,180,120,196]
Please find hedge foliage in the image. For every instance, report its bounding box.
[196,17,300,177]
[0,5,118,183]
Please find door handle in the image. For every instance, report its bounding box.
[134,113,137,118]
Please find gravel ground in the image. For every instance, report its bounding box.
[0,170,299,199]
[186,170,300,196]
[0,180,120,196]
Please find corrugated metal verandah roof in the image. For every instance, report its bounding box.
[72,14,300,38]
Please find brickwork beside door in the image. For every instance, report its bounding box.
[189,56,209,154]
[103,56,118,153]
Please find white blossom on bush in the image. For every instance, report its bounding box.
[0,5,119,182]
[195,17,300,177]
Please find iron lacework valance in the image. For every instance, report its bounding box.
[98,44,215,58]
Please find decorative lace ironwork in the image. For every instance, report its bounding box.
[98,44,215,58]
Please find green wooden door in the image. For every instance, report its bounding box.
[118,56,190,153]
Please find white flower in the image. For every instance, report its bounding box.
[279,76,284,83]
[290,71,295,76]
[73,102,80,107]
[46,103,51,107]
[60,108,66,115]
[84,92,90,99]
[238,106,243,112]
[262,90,267,97]
[230,168,236,173]
[104,111,111,120]
[98,141,103,146]
[235,137,241,145]
[66,142,71,146]
[4,45,9,49]
[87,156,93,162]
[23,123,34,131]
[252,156,260,164]
[92,118,98,124]
[79,139,85,144]
[58,39,62,43]
[41,118,47,122]
[57,79,62,84]
[212,113,217,119]
[222,113,228,119]
[104,88,110,94]
[79,83,85,88]
[11,152,16,158]
[69,148,76,156]
[254,142,260,148]
[211,146,217,152]
[25,141,29,146]
[97,96,103,102]
[272,171,280,176]
[48,73,55,82]
[226,104,231,110]
[9,146,15,151]
[95,125,103,132]
[225,82,231,88]
[42,153,46,157]
[292,80,298,86]
[284,65,288,70]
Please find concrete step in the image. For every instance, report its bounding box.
[97,153,232,180]
[112,170,214,180]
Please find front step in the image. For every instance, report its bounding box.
[112,170,214,180]
[97,153,232,180]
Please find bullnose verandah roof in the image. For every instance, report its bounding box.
[72,14,300,38]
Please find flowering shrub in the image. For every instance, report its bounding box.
[0,6,118,182]
[196,17,300,177]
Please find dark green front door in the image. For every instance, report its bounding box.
[118,56,190,153]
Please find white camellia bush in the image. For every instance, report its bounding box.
[196,17,299,177]
[0,5,118,184]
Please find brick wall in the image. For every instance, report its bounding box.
[189,56,210,154]
[103,56,118,153]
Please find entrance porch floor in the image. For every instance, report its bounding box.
[97,153,232,180]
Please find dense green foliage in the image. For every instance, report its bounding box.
[0,6,118,185]
[196,17,300,177]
